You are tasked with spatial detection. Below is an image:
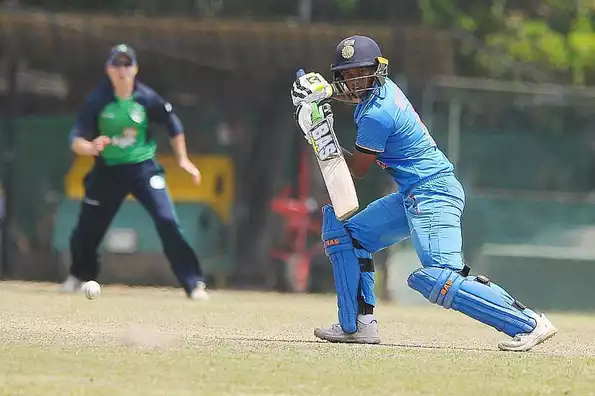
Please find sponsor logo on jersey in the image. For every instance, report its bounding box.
[112,128,138,148]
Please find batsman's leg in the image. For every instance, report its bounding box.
[405,175,557,351]
[315,193,410,344]
[64,167,127,291]
[130,162,207,300]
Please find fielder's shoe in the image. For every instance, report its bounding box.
[314,315,381,344]
[59,275,84,293]
[498,313,558,352]
[189,281,209,301]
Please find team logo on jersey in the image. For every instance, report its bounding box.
[129,106,145,124]
[376,160,388,169]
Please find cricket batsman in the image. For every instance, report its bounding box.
[60,44,209,300]
[290,36,558,351]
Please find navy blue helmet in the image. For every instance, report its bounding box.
[330,36,389,103]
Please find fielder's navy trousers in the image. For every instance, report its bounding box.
[69,159,203,294]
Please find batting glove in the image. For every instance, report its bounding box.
[295,102,313,143]
[291,72,334,107]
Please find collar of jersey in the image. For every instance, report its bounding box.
[114,92,137,102]
[354,82,387,122]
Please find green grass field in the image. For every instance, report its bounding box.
[1,281,594,396]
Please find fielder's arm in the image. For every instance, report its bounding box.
[68,92,105,156]
[169,134,190,162]
[148,93,201,183]
[146,94,188,162]
[71,137,97,156]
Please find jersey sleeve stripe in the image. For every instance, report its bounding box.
[355,143,383,154]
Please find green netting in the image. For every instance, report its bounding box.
[463,196,595,260]
[1,116,73,240]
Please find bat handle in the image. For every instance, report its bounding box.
[295,68,322,123]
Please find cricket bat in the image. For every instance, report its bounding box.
[296,69,359,221]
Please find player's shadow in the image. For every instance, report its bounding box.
[220,336,497,352]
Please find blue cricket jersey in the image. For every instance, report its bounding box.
[354,79,454,193]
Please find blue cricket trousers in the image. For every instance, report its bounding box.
[345,173,466,271]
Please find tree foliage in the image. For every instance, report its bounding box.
[419,0,595,84]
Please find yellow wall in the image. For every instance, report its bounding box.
[65,155,235,223]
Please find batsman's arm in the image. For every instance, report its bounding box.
[347,114,393,178]
[306,99,376,179]
[342,147,377,179]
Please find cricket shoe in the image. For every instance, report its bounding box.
[59,275,84,293]
[498,313,558,352]
[314,315,381,344]
[189,281,209,301]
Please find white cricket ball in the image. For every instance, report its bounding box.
[82,280,101,300]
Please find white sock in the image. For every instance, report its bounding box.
[358,314,375,325]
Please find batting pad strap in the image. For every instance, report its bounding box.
[354,241,374,272]
[353,238,376,306]
[358,258,375,272]
[408,267,537,337]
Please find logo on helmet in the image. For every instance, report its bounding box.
[341,45,355,60]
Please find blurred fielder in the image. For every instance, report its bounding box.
[60,44,208,300]
[291,36,558,351]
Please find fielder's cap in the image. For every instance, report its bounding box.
[331,35,383,72]
[107,44,137,66]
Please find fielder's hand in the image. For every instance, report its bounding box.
[291,72,333,107]
[92,136,111,155]
[179,157,201,185]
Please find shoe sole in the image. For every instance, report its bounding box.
[314,329,381,345]
[498,326,558,352]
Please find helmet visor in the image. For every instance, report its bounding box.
[331,60,388,104]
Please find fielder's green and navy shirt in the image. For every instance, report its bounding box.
[68,79,183,166]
